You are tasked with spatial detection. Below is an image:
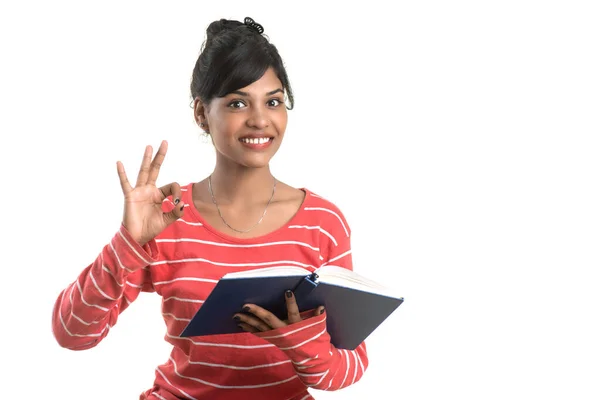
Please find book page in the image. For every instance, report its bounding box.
[221,266,310,279]
[317,265,401,299]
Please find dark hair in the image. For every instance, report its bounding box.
[190,18,294,109]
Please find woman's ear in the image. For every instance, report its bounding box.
[193,98,208,130]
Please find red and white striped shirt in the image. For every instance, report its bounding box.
[52,184,369,400]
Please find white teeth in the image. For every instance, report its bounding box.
[241,137,270,144]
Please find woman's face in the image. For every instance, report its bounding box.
[195,67,288,169]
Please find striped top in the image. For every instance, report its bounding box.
[52,183,369,400]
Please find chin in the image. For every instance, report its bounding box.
[239,156,274,169]
[234,146,280,169]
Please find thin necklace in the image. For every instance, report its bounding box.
[207,175,277,234]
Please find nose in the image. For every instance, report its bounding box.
[246,106,269,129]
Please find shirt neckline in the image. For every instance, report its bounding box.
[183,183,312,244]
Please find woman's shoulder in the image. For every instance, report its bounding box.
[297,188,351,234]
[301,188,342,210]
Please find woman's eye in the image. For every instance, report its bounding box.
[267,99,282,107]
[228,100,246,109]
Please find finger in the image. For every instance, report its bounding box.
[163,202,185,226]
[314,306,326,317]
[158,182,182,203]
[241,304,287,330]
[234,313,272,332]
[237,322,259,333]
[284,290,302,324]
[147,140,168,186]
[135,145,153,187]
[116,161,133,195]
[159,182,184,225]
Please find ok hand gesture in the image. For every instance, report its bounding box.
[116,140,184,246]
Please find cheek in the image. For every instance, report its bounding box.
[275,112,288,133]
[211,117,241,142]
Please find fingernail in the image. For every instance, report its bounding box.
[174,198,180,205]
[285,290,293,298]
[242,306,250,312]
[233,315,240,321]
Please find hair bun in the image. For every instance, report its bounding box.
[205,19,241,41]
[205,17,264,45]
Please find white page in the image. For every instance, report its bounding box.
[221,266,310,279]
[316,265,402,299]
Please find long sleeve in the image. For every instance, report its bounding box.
[256,312,369,390]
[51,224,157,350]
[256,200,369,391]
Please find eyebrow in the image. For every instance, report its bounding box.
[230,88,284,97]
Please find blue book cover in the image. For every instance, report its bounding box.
[180,265,404,350]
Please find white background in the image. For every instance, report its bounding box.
[1,1,599,399]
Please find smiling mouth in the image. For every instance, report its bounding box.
[239,137,273,145]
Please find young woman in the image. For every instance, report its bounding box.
[52,17,368,400]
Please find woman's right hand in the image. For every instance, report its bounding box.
[116,140,184,246]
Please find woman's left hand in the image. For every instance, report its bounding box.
[234,290,324,333]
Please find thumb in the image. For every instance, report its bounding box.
[314,306,325,317]
[163,199,185,226]
[159,182,184,226]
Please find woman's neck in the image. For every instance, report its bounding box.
[208,164,276,206]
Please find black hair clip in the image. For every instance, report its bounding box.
[244,17,264,34]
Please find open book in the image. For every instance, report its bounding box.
[180,265,404,350]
